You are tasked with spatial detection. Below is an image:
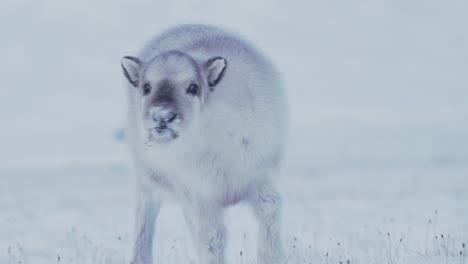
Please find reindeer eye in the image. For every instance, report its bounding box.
[143,83,151,95]
[186,84,198,95]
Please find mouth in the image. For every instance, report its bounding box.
[147,127,179,143]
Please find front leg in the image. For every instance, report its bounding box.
[131,184,161,264]
[249,182,285,264]
[183,202,226,264]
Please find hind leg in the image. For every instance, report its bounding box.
[248,180,285,264]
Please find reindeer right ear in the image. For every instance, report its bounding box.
[121,56,141,87]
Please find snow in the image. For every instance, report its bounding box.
[1,0,467,263]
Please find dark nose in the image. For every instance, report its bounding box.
[149,105,177,127]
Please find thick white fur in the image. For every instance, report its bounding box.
[126,24,288,264]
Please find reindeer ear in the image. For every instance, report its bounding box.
[205,56,227,88]
[121,56,141,87]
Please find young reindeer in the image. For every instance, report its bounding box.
[121,24,288,264]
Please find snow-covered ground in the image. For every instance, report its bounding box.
[1,0,467,263]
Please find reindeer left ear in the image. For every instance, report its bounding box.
[205,56,227,88]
